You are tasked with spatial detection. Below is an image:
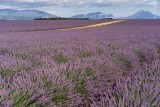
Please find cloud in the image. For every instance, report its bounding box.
[12,0,158,5]
[91,0,159,7]
[148,1,159,7]
[0,5,13,9]
[0,0,159,9]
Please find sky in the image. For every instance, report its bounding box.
[0,0,160,17]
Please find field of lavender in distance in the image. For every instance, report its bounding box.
[0,19,160,107]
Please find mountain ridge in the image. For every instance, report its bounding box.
[127,10,160,19]
[1,9,160,20]
[0,9,58,20]
[71,12,114,19]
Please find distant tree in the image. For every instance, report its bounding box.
[34,17,89,20]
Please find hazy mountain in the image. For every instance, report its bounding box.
[0,9,58,20]
[71,12,114,19]
[128,10,160,19]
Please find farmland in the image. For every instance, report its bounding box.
[0,19,160,107]
[0,19,114,32]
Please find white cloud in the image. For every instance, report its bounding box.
[0,5,15,9]
[12,0,158,6]
[0,0,159,9]
[148,1,159,6]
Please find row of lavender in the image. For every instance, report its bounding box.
[0,20,160,106]
[0,19,114,32]
[90,58,160,107]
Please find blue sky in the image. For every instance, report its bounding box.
[0,0,159,17]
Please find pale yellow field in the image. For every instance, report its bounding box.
[60,20,125,30]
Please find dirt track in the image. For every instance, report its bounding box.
[59,20,125,30]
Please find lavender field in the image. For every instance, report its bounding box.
[0,19,160,107]
[0,20,114,32]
